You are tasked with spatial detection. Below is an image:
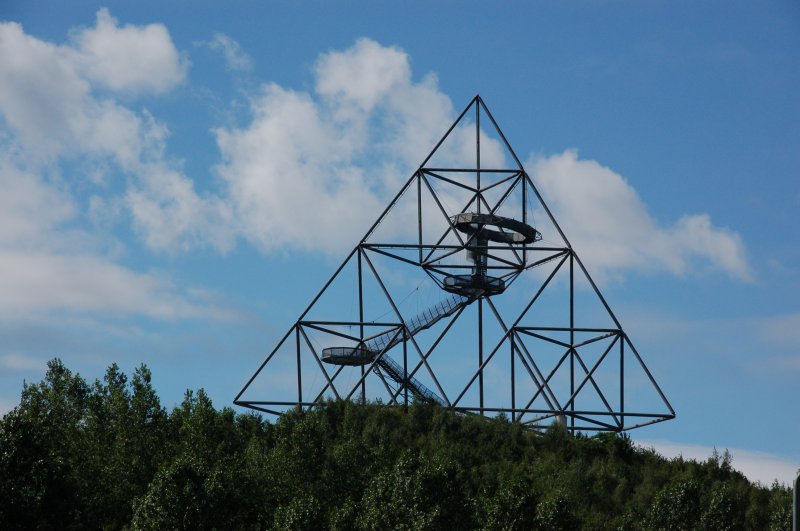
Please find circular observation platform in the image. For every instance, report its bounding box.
[443,274,505,297]
[322,346,374,366]
[452,212,541,244]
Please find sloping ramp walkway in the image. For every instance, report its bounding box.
[323,293,470,404]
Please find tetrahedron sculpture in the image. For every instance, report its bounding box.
[235,95,675,432]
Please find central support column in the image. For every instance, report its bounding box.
[479,297,484,415]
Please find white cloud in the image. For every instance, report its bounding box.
[640,439,799,486]
[0,10,232,254]
[126,163,235,252]
[0,353,47,372]
[0,25,506,257]
[774,356,800,371]
[200,37,753,272]
[0,26,464,256]
[759,313,800,347]
[69,8,188,95]
[0,251,213,320]
[315,38,411,112]
[0,12,237,324]
[213,38,507,254]
[0,16,755,285]
[0,12,186,163]
[0,21,95,158]
[204,33,252,72]
[0,160,228,321]
[531,150,752,281]
[215,84,384,253]
[0,159,75,249]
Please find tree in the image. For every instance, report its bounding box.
[0,360,794,529]
[534,490,578,530]
[477,473,538,530]
[643,478,701,530]
[699,483,746,530]
[358,450,472,530]
[0,359,89,528]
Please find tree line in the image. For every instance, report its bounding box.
[0,359,793,529]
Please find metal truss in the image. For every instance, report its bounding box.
[235,95,675,433]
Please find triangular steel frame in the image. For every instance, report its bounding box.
[235,95,675,433]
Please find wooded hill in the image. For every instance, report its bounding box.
[0,359,792,530]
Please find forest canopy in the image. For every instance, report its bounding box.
[0,359,793,530]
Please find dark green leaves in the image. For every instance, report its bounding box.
[0,360,793,530]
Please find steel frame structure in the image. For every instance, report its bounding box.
[235,95,675,433]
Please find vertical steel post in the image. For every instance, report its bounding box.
[511,331,516,415]
[522,175,527,265]
[479,297,484,415]
[476,98,481,214]
[620,336,625,430]
[417,173,423,264]
[358,247,366,402]
[570,251,575,433]
[403,327,409,410]
[793,470,798,531]
[295,326,302,408]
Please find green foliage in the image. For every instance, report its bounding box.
[131,454,209,529]
[535,490,578,530]
[477,473,538,530]
[699,483,746,530]
[273,494,323,530]
[0,359,90,528]
[643,478,701,530]
[0,359,793,530]
[357,450,471,530]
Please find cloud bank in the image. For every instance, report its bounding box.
[203,33,253,72]
[640,439,798,486]
[531,150,752,281]
[211,38,751,277]
[214,38,467,253]
[0,11,220,320]
[0,11,753,326]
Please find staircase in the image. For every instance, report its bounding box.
[374,355,445,405]
[368,293,468,404]
[365,294,466,354]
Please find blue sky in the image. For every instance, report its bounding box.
[1,1,798,484]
